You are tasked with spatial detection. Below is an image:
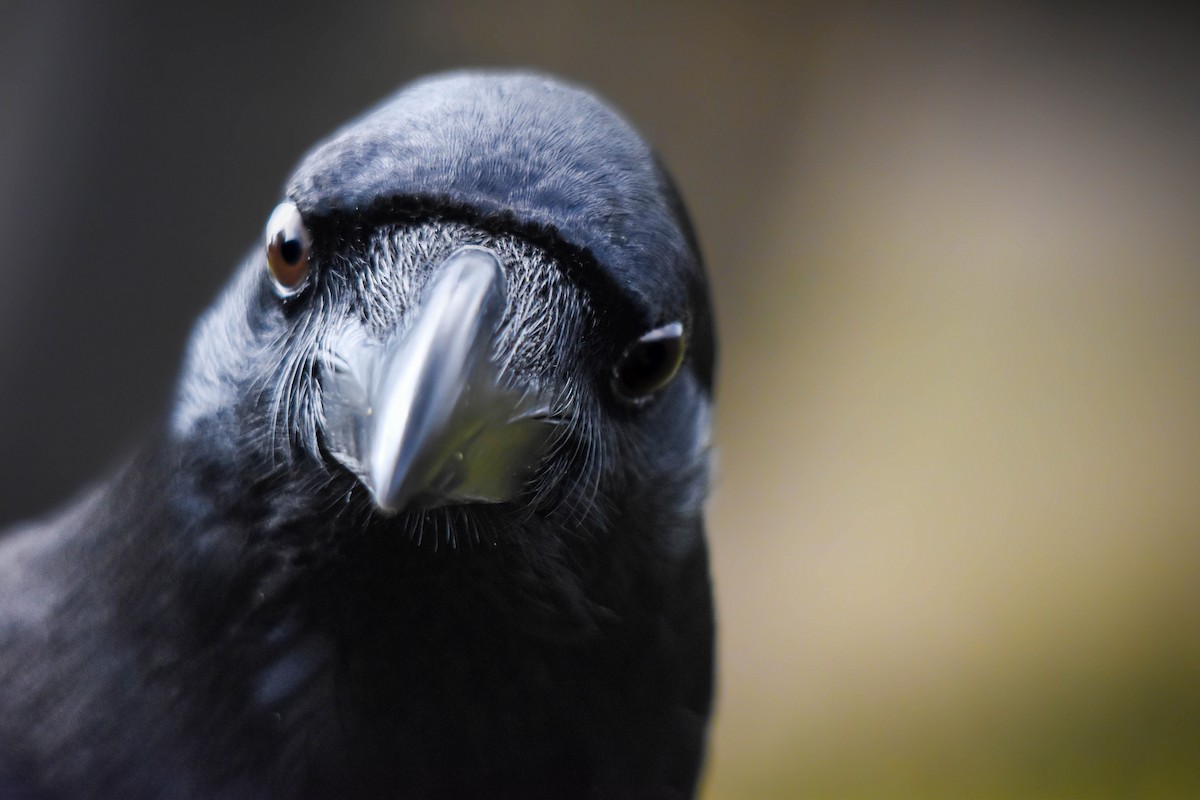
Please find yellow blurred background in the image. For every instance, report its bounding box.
[3,3,1198,797]
[700,9,1200,798]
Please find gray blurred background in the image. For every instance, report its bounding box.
[3,2,1199,797]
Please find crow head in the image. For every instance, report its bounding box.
[172,72,715,563]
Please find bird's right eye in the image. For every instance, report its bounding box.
[265,201,312,296]
[612,321,686,404]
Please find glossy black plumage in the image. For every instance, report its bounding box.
[0,72,716,799]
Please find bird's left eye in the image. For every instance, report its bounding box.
[265,201,311,296]
[612,321,686,403]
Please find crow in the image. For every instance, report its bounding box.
[0,71,716,800]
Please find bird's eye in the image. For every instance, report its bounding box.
[264,201,311,296]
[612,321,686,403]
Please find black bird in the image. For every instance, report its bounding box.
[0,71,716,799]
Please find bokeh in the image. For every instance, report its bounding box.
[3,3,1198,797]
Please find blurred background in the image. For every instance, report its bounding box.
[3,2,1199,797]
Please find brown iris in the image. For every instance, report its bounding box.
[264,201,311,296]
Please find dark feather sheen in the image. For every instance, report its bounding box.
[0,70,715,799]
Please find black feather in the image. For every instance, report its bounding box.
[0,70,716,800]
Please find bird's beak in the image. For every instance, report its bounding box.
[321,246,554,513]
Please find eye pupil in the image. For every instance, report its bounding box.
[619,341,669,393]
[279,238,304,265]
[613,321,686,403]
